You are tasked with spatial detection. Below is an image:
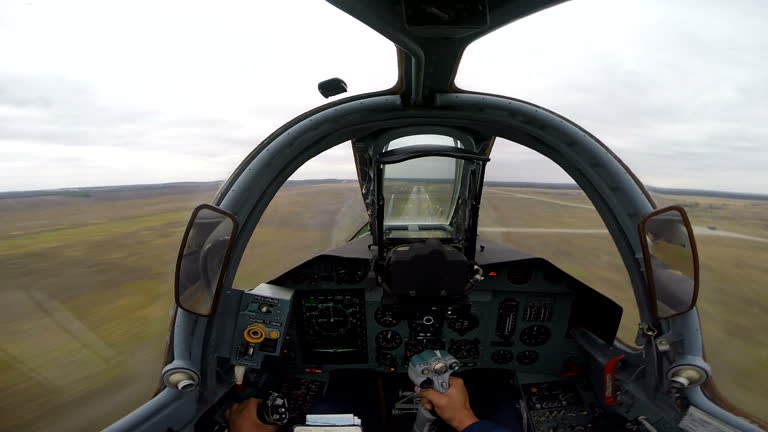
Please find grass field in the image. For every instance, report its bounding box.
[0,183,765,430]
[0,185,217,432]
[480,187,768,419]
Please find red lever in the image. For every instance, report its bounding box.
[560,359,586,377]
[603,355,624,406]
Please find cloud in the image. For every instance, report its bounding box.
[0,0,396,191]
[0,0,765,194]
[458,0,768,193]
[0,75,152,144]
[290,143,358,180]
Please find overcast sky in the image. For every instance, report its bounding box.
[1,0,766,193]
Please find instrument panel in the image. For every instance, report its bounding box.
[264,250,620,376]
[224,246,627,432]
[364,283,578,373]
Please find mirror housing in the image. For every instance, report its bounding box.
[175,204,239,316]
[638,206,700,319]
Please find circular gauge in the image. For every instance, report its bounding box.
[405,340,424,355]
[404,340,423,363]
[423,339,445,351]
[374,306,401,327]
[376,351,399,369]
[520,325,551,346]
[491,349,514,365]
[375,329,403,350]
[516,350,539,365]
[448,339,480,361]
[447,313,479,336]
[335,260,370,284]
[506,262,534,285]
[409,310,443,337]
[314,304,350,335]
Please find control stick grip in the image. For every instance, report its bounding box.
[408,350,460,432]
[408,350,459,393]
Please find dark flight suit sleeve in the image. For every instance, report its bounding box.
[463,420,513,432]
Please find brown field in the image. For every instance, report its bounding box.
[0,183,766,431]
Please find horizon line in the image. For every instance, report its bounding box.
[1,178,767,200]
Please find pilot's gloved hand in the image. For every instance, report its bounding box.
[418,376,479,431]
[226,398,278,432]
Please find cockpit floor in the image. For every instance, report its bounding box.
[297,368,523,432]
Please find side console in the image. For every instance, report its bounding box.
[232,283,295,367]
[520,380,602,432]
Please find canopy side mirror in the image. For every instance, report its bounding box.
[175,204,239,316]
[638,205,700,319]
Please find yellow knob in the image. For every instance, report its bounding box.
[243,325,266,343]
[267,329,280,339]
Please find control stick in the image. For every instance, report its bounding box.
[408,350,460,432]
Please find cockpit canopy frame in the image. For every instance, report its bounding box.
[352,127,493,262]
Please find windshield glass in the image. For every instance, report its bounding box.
[387,134,462,149]
[458,0,768,419]
[382,135,463,230]
[383,156,461,227]
[0,1,393,430]
[382,156,463,231]
[235,143,367,288]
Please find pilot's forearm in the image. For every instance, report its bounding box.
[462,420,513,432]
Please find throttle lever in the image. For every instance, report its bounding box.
[257,392,290,426]
[215,391,290,427]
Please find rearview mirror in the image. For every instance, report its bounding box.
[638,206,699,319]
[175,204,239,316]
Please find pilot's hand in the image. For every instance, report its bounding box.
[418,376,479,431]
[226,398,278,432]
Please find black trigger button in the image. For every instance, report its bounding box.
[420,378,434,390]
